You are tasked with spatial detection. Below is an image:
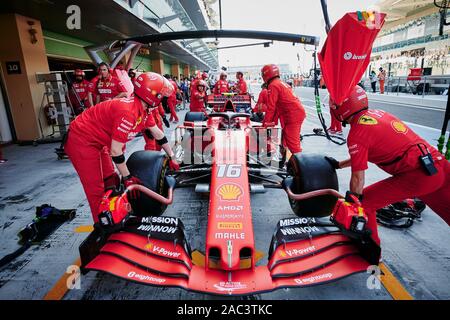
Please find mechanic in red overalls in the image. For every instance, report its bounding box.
[252,84,268,113]
[144,104,169,151]
[164,74,179,123]
[65,72,179,223]
[69,69,91,115]
[91,62,127,105]
[189,80,207,114]
[236,71,248,95]
[261,64,306,154]
[326,86,450,245]
[214,71,229,95]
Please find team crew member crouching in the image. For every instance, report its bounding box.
[326,86,450,245]
[65,72,180,223]
[189,80,207,114]
[261,64,306,154]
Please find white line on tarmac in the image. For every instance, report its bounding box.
[303,103,447,132]
[302,96,445,112]
[368,100,445,112]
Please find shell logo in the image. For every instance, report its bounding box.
[217,184,243,201]
[391,120,408,134]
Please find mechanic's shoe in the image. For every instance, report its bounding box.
[334,131,343,135]
[327,129,337,135]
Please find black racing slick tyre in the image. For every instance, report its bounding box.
[287,153,339,217]
[126,151,169,217]
[184,112,207,122]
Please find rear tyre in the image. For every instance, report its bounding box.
[184,112,207,122]
[287,153,339,217]
[126,150,169,217]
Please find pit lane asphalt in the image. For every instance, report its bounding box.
[295,87,448,131]
[0,95,449,300]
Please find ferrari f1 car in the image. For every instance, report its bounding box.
[79,109,380,295]
[207,92,253,114]
[79,12,382,294]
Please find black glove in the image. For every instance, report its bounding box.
[325,156,340,169]
[162,115,170,128]
[144,129,153,140]
[345,191,363,203]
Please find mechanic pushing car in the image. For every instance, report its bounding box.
[69,69,91,115]
[89,62,128,105]
[326,85,450,245]
[214,71,230,94]
[261,64,306,154]
[252,83,269,122]
[143,103,169,151]
[65,72,180,223]
[236,71,248,95]
[189,80,207,114]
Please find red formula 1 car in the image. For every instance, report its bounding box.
[207,92,253,114]
[78,25,381,295]
[79,108,380,296]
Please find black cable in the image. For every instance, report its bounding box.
[376,199,426,229]
[307,49,347,145]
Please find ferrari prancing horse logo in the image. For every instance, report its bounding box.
[358,115,378,125]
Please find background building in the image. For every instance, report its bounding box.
[226,64,293,83]
[370,0,450,76]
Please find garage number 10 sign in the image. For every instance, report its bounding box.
[6,61,21,75]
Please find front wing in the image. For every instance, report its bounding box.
[80,217,373,296]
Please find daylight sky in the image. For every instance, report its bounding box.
[214,0,379,73]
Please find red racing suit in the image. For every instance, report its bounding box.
[168,79,179,122]
[88,75,99,105]
[189,79,199,97]
[263,78,306,153]
[252,88,268,113]
[190,90,206,113]
[144,105,164,151]
[64,97,149,222]
[94,74,127,103]
[236,78,248,95]
[347,109,450,244]
[214,79,229,94]
[69,80,91,114]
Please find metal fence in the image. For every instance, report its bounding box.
[300,75,450,97]
[360,75,450,97]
